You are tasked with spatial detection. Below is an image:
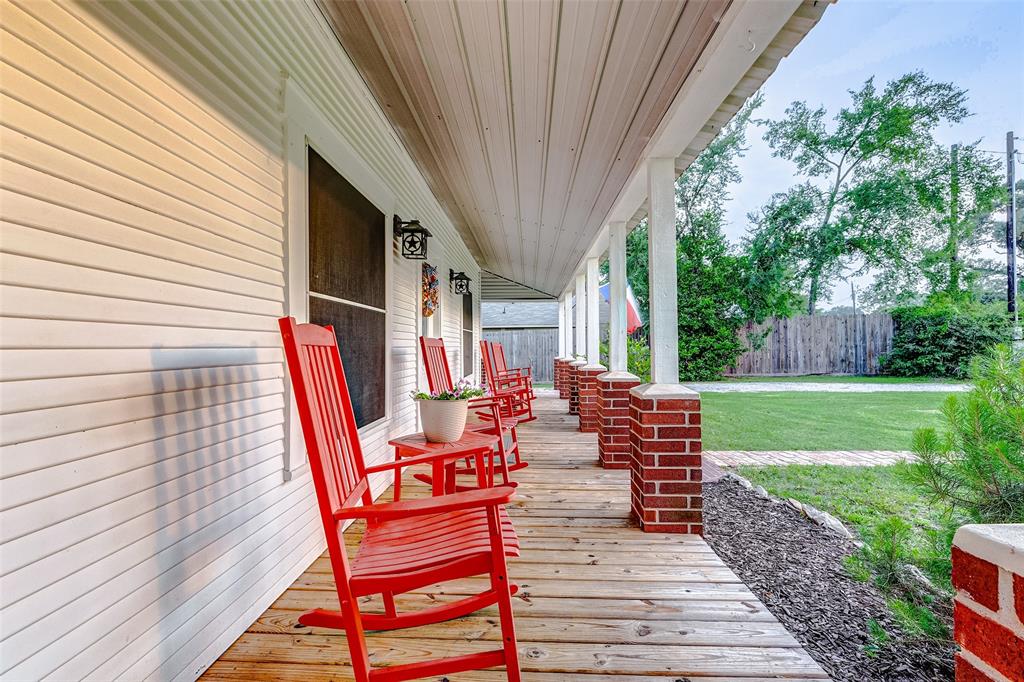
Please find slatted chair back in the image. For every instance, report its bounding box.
[479,340,498,393]
[420,336,454,394]
[278,317,372,601]
[492,342,510,375]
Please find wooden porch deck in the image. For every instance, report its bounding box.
[203,396,829,681]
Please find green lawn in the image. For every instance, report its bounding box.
[736,464,953,589]
[725,375,961,384]
[735,464,946,536]
[702,391,950,451]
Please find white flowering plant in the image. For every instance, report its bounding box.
[410,378,486,401]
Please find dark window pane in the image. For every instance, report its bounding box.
[462,292,473,329]
[308,147,385,309]
[462,293,473,375]
[462,330,473,378]
[310,295,386,428]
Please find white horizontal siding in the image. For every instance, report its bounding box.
[0,1,480,680]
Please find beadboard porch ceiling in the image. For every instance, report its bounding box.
[318,0,828,297]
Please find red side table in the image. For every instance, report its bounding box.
[388,430,499,500]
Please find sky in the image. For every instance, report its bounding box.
[721,0,1024,308]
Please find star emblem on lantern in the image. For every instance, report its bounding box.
[393,216,431,260]
[449,270,472,295]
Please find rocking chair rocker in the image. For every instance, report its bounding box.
[279,317,521,681]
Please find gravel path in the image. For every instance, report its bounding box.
[687,381,967,393]
[703,478,954,681]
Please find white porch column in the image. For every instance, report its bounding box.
[607,221,628,372]
[562,293,572,357]
[579,256,607,432]
[628,158,702,535]
[646,157,679,384]
[574,273,586,357]
[585,257,601,366]
[561,294,569,356]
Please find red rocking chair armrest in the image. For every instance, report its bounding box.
[497,368,531,378]
[480,392,514,405]
[492,385,530,400]
[468,396,502,419]
[494,376,530,391]
[365,448,479,474]
[333,485,516,521]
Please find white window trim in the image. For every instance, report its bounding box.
[283,77,395,480]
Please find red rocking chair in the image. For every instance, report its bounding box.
[420,337,528,487]
[480,340,536,423]
[279,317,522,681]
[492,342,535,395]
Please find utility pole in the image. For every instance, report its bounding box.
[1007,131,1018,328]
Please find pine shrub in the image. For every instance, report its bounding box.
[902,344,1024,523]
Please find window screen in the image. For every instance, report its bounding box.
[307,147,386,427]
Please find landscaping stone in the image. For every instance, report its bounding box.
[704,478,955,681]
[718,472,854,540]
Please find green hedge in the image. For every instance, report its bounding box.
[881,301,1010,378]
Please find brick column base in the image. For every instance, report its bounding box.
[567,360,585,415]
[597,371,641,469]
[554,358,570,398]
[952,525,1024,681]
[559,359,572,399]
[629,384,702,534]
[577,365,606,433]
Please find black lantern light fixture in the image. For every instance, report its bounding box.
[449,269,472,295]
[393,216,431,260]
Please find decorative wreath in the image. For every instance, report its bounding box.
[422,263,439,317]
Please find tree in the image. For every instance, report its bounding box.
[860,142,1006,309]
[750,72,970,314]
[915,143,1005,297]
[623,95,795,380]
[675,94,763,237]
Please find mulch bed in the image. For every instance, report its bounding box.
[703,478,955,682]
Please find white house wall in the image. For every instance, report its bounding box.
[0,0,480,679]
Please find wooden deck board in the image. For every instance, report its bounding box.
[202,396,829,680]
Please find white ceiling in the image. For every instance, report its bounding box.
[481,270,557,301]
[321,0,728,296]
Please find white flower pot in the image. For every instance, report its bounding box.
[417,398,469,443]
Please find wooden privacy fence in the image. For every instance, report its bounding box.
[729,313,894,376]
[483,328,557,383]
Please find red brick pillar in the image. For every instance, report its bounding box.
[597,371,641,469]
[577,364,605,433]
[628,384,702,534]
[567,360,585,415]
[554,358,568,397]
[952,525,1024,681]
[557,358,571,399]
